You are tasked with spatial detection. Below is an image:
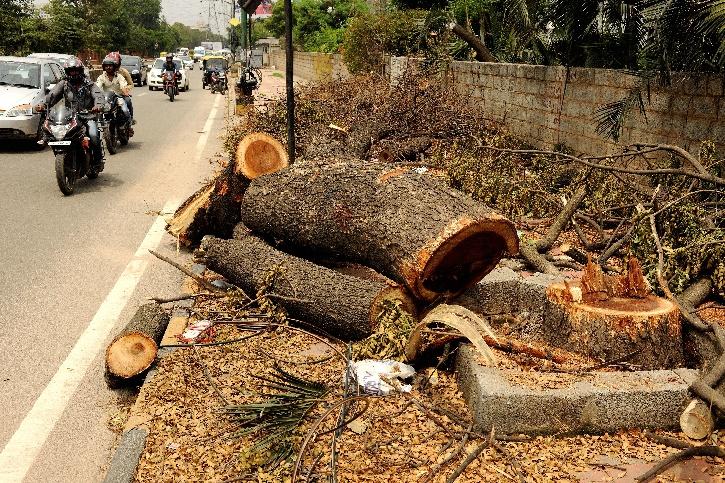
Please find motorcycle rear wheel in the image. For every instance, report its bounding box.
[55,152,76,196]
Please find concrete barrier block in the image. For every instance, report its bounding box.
[456,345,696,435]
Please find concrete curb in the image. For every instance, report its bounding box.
[102,266,202,482]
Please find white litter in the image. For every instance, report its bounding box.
[181,319,213,341]
[349,359,415,396]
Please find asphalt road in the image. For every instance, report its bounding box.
[0,69,225,482]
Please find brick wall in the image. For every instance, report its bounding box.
[391,57,724,155]
[268,51,724,155]
[268,49,350,82]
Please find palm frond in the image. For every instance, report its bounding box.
[222,366,328,461]
[594,73,655,140]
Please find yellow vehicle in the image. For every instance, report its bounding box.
[201,55,228,89]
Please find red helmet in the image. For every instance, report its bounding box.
[110,51,122,66]
[64,58,85,84]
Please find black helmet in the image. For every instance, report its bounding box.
[165,54,173,62]
[64,58,85,85]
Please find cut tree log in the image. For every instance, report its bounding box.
[241,160,519,302]
[679,399,714,440]
[105,303,170,388]
[167,133,288,247]
[546,259,683,369]
[200,235,417,340]
[235,132,288,179]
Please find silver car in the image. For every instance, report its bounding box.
[0,56,65,142]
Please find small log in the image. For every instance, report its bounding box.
[546,259,683,369]
[105,303,170,387]
[200,235,417,340]
[168,133,287,247]
[241,160,519,302]
[235,132,288,179]
[679,399,714,440]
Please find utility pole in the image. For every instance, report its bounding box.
[284,0,295,162]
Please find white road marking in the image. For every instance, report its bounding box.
[195,94,223,160]
[0,200,178,483]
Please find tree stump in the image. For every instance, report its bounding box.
[105,303,170,388]
[168,133,287,247]
[241,160,519,302]
[546,259,683,369]
[201,235,417,340]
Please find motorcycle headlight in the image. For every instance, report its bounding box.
[5,103,33,117]
[50,124,71,139]
[132,69,139,74]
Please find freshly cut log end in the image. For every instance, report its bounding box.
[235,132,288,179]
[105,332,158,379]
[547,281,683,369]
[410,217,518,301]
[104,303,169,387]
[680,399,714,440]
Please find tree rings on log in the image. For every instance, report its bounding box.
[546,261,683,369]
[241,160,519,302]
[200,235,417,340]
[235,133,288,179]
[105,303,170,387]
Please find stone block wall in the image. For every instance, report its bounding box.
[391,57,724,155]
[268,50,350,82]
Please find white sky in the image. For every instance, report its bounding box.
[34,0,235,34]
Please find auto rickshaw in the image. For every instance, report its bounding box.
[202,55,228,90]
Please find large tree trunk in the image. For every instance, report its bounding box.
[167,133,287,247]
[240,160,519,302]
[200,235,417,340]
[448,22,497,63]
[105,303,170,388]
[545,260,684,369]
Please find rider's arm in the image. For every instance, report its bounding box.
[44,80,66,107]
[117,75,130,96]
[89,83,105,111]
[95,74,107,91]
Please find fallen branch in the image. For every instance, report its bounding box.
[448,23,497,63]
[444,439,489,483]
[519,241,559,275]
[635,445,725,482]
[536,187,588,253]
[149,249,226,294]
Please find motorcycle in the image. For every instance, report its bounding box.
[163,71,179,102]
[209,71,227,94]
[43,101,103,196]
[102,91,131,154]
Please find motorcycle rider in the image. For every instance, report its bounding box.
[111,52,135,124]
[161,53,180,93]
[96,53,133,134]
[38,58,105,169]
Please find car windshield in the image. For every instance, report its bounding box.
[0,61,41,88]
[206,59,226,69]
[153,59,183,69]
[121,58,140,67]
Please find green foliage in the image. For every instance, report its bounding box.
[0,0,32,55]
[342,9,429,73]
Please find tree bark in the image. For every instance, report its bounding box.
[105,303,170,387]
[240,160,519,302]
[200,235,417,340]
[168,133,288,247]
[448,22,497,63]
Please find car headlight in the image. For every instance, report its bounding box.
[5,103,33,117]
[50,124,71,139]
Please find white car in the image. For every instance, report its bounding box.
[147,58,189,92]
[179,55,194,70]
